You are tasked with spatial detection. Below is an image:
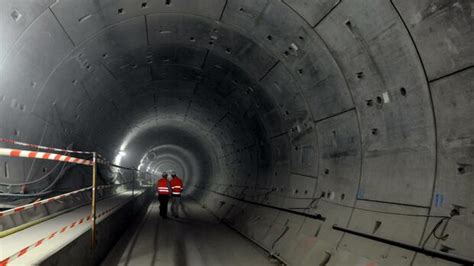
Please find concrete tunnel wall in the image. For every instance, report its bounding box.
[0,0,472,265]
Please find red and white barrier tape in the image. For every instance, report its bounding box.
[0,139,141,172]
[0,183,128,218]
[0,138,93,155]
[0,203,118,266]
[0,148,93,166]
[0,144,136,172]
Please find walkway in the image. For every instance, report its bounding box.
[102,198,276,266]
[0,191,140,265]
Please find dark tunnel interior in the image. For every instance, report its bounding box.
[0,0,473,265]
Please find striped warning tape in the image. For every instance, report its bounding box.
[0,139,141,172]
[0,138,93,155]
[0,202,119,266]
[0,145,137,172]
[0,183,129,218]
[0,148,93,166]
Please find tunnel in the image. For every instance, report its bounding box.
[0,0,473,265]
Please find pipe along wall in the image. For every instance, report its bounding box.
[0,0,473,265]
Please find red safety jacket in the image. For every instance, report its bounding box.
[156,178,170,195]
[170,176,184,196]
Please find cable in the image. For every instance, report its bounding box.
[0,160,62,186]
[0,190,55,198]
[421,208,459,248]
[0,163,74,197]
[310,197,449,218]
[38,162,72,193]
[204,183,450,219]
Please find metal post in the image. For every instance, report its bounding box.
[91,152,97,249]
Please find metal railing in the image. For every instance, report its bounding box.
[0,138,149,249]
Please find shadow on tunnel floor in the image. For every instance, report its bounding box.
[101,197,278,266]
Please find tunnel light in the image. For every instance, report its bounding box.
[119,143,127,151]
[114,150,126,166]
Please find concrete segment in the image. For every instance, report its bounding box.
[0,0,472,265]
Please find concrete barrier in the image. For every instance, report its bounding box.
[39,189,153,266]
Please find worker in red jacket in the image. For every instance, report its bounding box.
[170,172,184,218]
[156,172,171,218]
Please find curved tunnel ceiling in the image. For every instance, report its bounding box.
[0,0,473,264]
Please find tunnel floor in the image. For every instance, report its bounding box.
[102,198,277,266]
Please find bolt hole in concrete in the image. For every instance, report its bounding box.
[11,10,22,21]
[327,191,335,200]
[345,20,352,28]
[118,8,124,14]
[373,221,382,234]
[457,164,467,174]
[4,162,8,178]
[141,2,148,8]
[400,87,407,96]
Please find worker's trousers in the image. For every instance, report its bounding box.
[158,194,170,218]
[170,196,181,217]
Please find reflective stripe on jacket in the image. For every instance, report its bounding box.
[156,178,170,195]
[170,177,184,196]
